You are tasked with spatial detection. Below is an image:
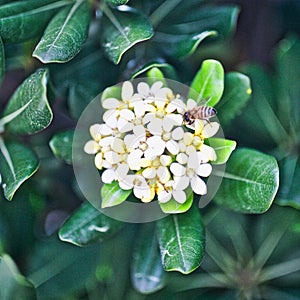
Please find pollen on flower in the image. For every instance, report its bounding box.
[84,80,219,208]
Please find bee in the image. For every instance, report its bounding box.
[183,106,217,125]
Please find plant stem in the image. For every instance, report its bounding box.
[150,0,182,28]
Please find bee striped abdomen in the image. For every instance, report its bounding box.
[183,106,217,124]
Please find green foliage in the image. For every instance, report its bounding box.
[0,0,296,299]
[214,148,279,213]
[156,205,205,274]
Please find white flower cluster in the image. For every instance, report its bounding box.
[84,81,219,204]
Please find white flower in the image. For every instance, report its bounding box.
[170,152,213,196]
[157,180,187,204]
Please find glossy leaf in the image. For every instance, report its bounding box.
[171,30,217,58]
[214,148,279,213]
[131,62,177,80]
[0,0,72,43]
[156,205,205,274]
[207,138,237,165]
[155,5,239,58]
[189,59,224,106]
[276,156,300,210]
[59,202,124,246]
[101,85,122,105]
[0,139,39,201]
[216,72,252,126]
[49,130,74,164]
[2,69,52,135]
[0,36,4,86]
[0,254,36,299]
[33,0,90,63]
[131,223,165,294]
[101,181,132,208]
[101,6,153,64]
[159,190,193,214]
[26,237,101,299]
[105,0,129,5]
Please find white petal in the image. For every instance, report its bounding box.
[119,175,134,190]
[166,99,185,113]
[166,140,179,155]
[160,155,172,166]
[144,148,157,160]
[150,81,163,93]
[133,101,146,118]
[99,124,113,136]
[142,167,156,179]
[147,119,163,135]
[133,185,150,200]
[178,141,186,152]
[147,136,165,155]
[122,81,133,100]
[115,164,129,180]
[99,136,113,147]
[104,151,120,164]
[124,134,139,150]
[111,138,125,153]
[103,110,118,128]
[154,98,166,109]
[84,140,99,154]
[194,120,205,135]
[117,118,134,133]
[162,116,175,132]
[173,176,189,190]
[140,158,151,168]
[101,169,116,183]
[186,145,196,156]
[187,98,197,110]
[102,98,120,109]
[89,124,102,141]
[176,153,188,164]
[172,190,186,203]
[170,162,186,176]
[201,144,217,161]
[137,82,150,96]
[127,149,143,170]
[102,160,112,169]
[183,132,194,145]
[157,166,170,184]
[158,190,172,203]
[202,122,220,138]
[166,114,183,126]
[196,163,212,177]
[133,125,146,141]
[94,153,103,169]
[120,109,135,121]
[144,104,156,112]
[187,151,200,169]
[171,127,184,140]
[143,113,156,124]
[191,176,207,195]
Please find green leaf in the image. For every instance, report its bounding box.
[159,190,193,214]
[189,59,224,106]
[2,69,52,135]
[105,0,129,5]
[59,202,124,246]
[207,138,237,165]
[156,205,205,274]
[131,223,165,294]
[0,139,39,201]
[101,181,132,208]
[276,156,300,210]
[154,5,239,58]
[49,130,74,164]
[214,148,279,213]
[216,72,252,127]
[0,254,36,300]
[33,0,90,63]
[101,6,153,64]
[0,0,72,43]
[26,237,101,299]
[171,30,217,58]
[0,36,4,86]
[131,62,177,80]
